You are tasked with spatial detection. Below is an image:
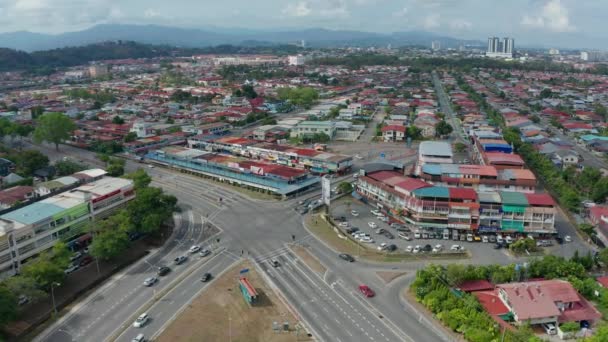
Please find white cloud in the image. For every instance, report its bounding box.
[282,1,312,17]
[320,0,350,18]
[422,13,440,29]
[450,19,472,30]
[393,7,408,18]
[522,0,575,32]
[144,8,160,18]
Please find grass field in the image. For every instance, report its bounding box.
[157,261,308,342]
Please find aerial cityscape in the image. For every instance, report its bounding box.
[1,1,608,342]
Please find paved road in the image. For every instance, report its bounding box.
[432,71,466,144]
[116,252,239,342]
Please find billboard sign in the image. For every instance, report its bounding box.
[321,176,331,206]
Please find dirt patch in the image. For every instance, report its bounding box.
[376,271,407,284]
[290,245,327,275]
[157,261,310,342]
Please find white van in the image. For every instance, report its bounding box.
[542,323,557,335]
[496,235,504,244]
[505,236,514,244]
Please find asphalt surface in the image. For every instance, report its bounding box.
[432,71,466,144]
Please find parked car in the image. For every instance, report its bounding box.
[378,216,389,222]
[368,222,378,229]
[133,313,150,328]
[201,273,212,282]
[405,246,414,253]
[542,323,557,335]
[474,236,481,242]
[488,235,497,243]
[413,245,421,253]
[414,231,421,239]
[70,252,82,262]
[199,249,211,257]
[496,235,504,244]
[377,243,388,251]
[132,333,146,342]
[174,255,188,265]
[157,266,171,276]
[564,235,572,243]
[505,236,514,244]
[351,210,359,217]
[18,295,29,306]
[270,259,280,267]
[339,253,355,262]
[64,263,79,274]
[450,244,463,251]
[383,231,395,239]
[189,245,201,254]
[482,236,489,243]
[423,244,432,252]
[370,209,381,216]
[398,232,411,240]
[79,256,93,267]
[359,237,374,243]
[432,244,443,253]
[375,228,385,234]
[359,284,375,298]
[386,244,397,252]
[338,222,350,228]
[143,277,157,287]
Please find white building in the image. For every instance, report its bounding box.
[431,41,441,51]
[288,55,308,66]
[486,36,514,58]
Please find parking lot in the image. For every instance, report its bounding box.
[329,200,581,265]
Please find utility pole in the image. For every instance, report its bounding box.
[51,282,61,315]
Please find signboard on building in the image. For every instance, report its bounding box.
[321,176,331,206]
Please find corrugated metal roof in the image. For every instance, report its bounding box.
[421,164,442,176]
[2,202,65,225]
[442,164,460,175]
[499,191,528,206]
[525,193,555,206]
[413,186,450,198]
[449,188,477,200]
[478,191,501,203]
[419,141,453,157]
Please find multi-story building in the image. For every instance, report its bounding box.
[89,64,109,78]
[290,121,337,140]
[415,141,453,175]
[355,169,555,237]
[288,55,308,66]
[486,36,514,58]
[0,177,134,279]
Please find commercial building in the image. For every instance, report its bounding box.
[89,64,109,78]
[415,141,453,175]
[355,169,556,237]
[0,177,135,279]
[419,164,536,193]
[145,146,320,197]
[431,41,441,51]
[290,121,337,140]
[187,136,352,175]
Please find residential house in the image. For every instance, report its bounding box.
[381,125,406,142]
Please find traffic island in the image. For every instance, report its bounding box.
[156,260,311,342]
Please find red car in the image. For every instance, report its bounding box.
[359,284,375,298]
[79,256,94,267]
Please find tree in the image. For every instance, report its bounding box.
[30,105,44,119]
[435,120,454,137]
[0,285,17,327]
[594,103,608,122]
[454,142,467,153]
[89,211,133,260]
[128,187,178,234]
[406,125,422,140]
[33,112,76,151]
[20,243,70,290]
[123,169,152,190]
[241,84,258,99]
[124,132,137,143]
[13,150,49,176]
[529,115,541,123]
[3,276,46,304]
[592,178,608,203]
[112,116,125,124]
[337,182,353,194]
[106,157,125,177]
[277,87,319,109]
[54,160,86,176]
[539,88,553,99]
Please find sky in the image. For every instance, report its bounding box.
[0,0,605,48]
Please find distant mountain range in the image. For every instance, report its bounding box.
[0,24,484,52]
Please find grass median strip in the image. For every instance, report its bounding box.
[289,245,327,275]
[156,260,308,342]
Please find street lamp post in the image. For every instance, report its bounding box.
[51,282,61,315]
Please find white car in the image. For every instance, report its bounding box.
[377,216,389,222]
[360,237,374,243]
[351,210,359,217]
[189,245,201,254]
[398,232,411,240]
[143,277,158,287]
[354,154,363,160]
[338,222,350,228]
[405,246,414,253]
[368,222,378,229]
[70,252,82,262]
[505,236,514,244]
[64,263,79,274]
[133,313,150,328]
[414,231,421,239]
[432,244,443,253]
[370,209,381,216]
[413,245,421,253]
[564,235,572,242]
[450,244,463,251]
[377,243,388,251]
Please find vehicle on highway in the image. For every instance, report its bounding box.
[133,313,150,328]
[132,333,146,342]
[370,209,381,216]
[368,222,378,229]
[377,242,388,251]
[383,231,395,239]
[157,266,171,276]
[199,249,211,257]
[270,259,280,267]
[398,232,411,240]
[64,263,79,274]
[413,245,421,253]
[189,245,201,254]
[70,252,82,262]
[564,235,572,243]
[143,277,158,287]
[351,210,359,216]
[405,246,413,253]
[359,285,375,298]
[201,273,212,282]
[174,255,188,265]
[339,253,355,262]
[79,256,93,267]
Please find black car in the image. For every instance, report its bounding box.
[346,227,360,234]
[201,273,212,282]
[493,243,503,250]
[157,266,171,276]
[386,244,397,252]
[339,253,355,262]
[423,244,432,252]
[383,231,395,239]
[555,237,564,245]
